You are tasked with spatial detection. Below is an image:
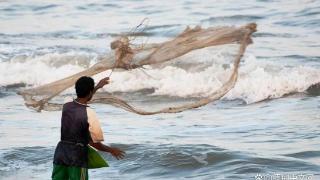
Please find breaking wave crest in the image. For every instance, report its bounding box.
[0,48,319,104]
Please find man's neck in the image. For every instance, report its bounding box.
[75,98,88,105]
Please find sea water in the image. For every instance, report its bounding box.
[0,0,319,179]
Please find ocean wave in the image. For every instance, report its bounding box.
[202,15,263,23]
[0,48,319,103]
[2,144,318,179]
[224,56,320,103]
[0,146,52,174]
[0,52,96,88]
[284,150,320,159]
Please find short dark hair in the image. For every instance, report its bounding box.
[75,76,95,98]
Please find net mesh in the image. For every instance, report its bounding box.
[18,23,257,115]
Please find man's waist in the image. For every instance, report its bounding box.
[60,140,87,147]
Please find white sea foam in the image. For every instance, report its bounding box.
[1,50,319,104]
[0,52,95,87]
[225,55,320,103]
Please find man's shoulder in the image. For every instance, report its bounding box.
[62,101,74,110]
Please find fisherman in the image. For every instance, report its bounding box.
[52,76,125,180]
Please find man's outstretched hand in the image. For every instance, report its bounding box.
[89,142,125,160]
[109,147,125,160]
[96,77,110,89]
[93,77,110,94]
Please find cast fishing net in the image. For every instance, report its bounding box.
[18,23,257,115]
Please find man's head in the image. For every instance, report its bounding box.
[75,76,95,101]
